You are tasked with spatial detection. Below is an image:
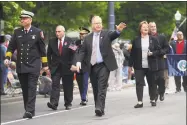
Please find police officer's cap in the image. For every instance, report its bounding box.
[20,10,34,18]
[79,27,90,34]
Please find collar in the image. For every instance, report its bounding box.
[24,25,32,31]
[141,34,149,38]
[93,31,101,36]
[58,35,65,42]
[177,39,184,43]
[152,32,158,36]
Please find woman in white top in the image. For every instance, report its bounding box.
[129,21,161,108]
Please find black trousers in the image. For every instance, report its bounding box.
[76,72,89,101]
[134,68,157,102]
[153,70,165,95]
[90,63,109,112]
[18,73,39,113]
[174,76,187,91]
[50,67,74,107]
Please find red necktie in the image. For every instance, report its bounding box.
[59,40,63,55]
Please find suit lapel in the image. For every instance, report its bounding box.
[89,33,94,51]
[99,31,104,46]
[53,38,60,56]
[27,26,33,36]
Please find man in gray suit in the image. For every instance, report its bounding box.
[76,16,126,116]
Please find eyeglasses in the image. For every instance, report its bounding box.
[92,22,102,25]
[80,33,88,35]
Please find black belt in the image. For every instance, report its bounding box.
[92,62,104,67]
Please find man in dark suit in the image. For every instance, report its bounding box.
[47,25,75,110]
[71,27,90,106]
[4,10,48,119]
[76,16,126,116]
[149,22,169,101]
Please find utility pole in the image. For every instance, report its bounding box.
[108,2,115,31]
[0,2,4,35]
[0,2,5,43]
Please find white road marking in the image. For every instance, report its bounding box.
[1,104,93,125]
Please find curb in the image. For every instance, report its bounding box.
[1,84,135,104]
[0,89,92,104]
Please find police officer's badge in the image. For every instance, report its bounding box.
[32,35,36,39]
[177,60,187,72]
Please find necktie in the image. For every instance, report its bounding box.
[90,33,99,65]
[25,30,28,34]
[59,40,63,55]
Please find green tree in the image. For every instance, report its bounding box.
[1,1,35,34]
[115,1,186,40]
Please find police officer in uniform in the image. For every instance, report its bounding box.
[71,27,90,106]
[4,10,48,119]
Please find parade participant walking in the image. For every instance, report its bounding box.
[4,10,48,119]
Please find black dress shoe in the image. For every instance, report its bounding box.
[175,89,181,93]
[151,101,156,106]
[160,94,164,101]
[0,92,7,95]
[134,103,143,108]
[102,111,105,115]
[23,112,33,119]
[65,105,72,110]
[80,101,87,106]
[95,109,103,117]
[47,102,57,110]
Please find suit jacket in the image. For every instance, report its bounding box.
[129,35,165,71]
[72,39,88,73]
[77,30,120,73]
[47,37,75,75]
[6,26,47,73]
[154,34,170,69]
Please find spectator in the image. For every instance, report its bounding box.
[108,42,124,91]
[170,31,186,93]
[0,38,8,95]
[120,42,131,84]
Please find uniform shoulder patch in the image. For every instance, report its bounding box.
[40,31,44,40]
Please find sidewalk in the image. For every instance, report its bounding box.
[1,83,135,104]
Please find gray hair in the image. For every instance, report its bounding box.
[91,16,102,24]
[56,25,65,32]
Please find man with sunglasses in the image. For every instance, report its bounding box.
[4,10,48,119]
[71,27,90,105]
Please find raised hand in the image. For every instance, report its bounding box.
[115,22,127,32]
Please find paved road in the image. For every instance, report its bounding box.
[1,77,186,125]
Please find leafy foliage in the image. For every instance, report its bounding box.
[1,1,186,40]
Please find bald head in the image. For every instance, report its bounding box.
[56,25,65,39]
[91,16,103,32]
[177,31,184,41]
[148,22,157,35]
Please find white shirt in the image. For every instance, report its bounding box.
[92,32,103,63]
[141,36,149,68]
[24,25,31,33]
[58,36,65,48]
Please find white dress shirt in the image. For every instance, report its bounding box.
[58,36,65,48]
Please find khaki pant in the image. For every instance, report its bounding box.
[108,67,123,91]
[164,69,169,89]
